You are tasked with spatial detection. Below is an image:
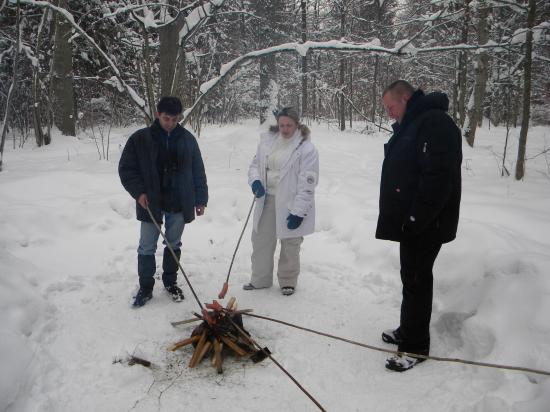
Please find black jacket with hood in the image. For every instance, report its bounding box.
[375,90,462,243]
[118,119,208,224]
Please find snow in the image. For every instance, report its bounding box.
[1,120,549,412]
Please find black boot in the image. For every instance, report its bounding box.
[162,247,181,287]
[162,247,184,301]
[134,254,156,307]
[133,288,152,307]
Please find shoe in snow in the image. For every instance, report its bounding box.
[165,284,184,302]
[242,283,268,291]
[385,355,426,372]
[281,287,295,296]
[133,288,152,307]
[382,328,403,345]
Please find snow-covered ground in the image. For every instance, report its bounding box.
[1,119,549,412]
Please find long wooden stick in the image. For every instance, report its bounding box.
[243,312,550,377]
[145,205,204,311]
[226,317,326,412]
[218,196,256,299]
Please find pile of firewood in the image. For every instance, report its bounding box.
[168,297,269,373]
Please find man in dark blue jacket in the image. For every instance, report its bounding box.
[377,80,462,371]
[119,97,208,307]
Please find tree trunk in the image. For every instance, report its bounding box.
[464,1,489,147]
[256,0,280,124]
[371,56,379,123]
[301,0,308,118]
[259,56,277,124]
[339,57,346,131]
[338,3,346,131]
[457,0,470,127]
[0,1,22,170]
[141,25,157,119]
[159,12,186,98]
[50,0,75,136]
[515,0,536,180]
[348,59,353,129]
[33,8,49,147]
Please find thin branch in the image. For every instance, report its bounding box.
[526,147,550,160]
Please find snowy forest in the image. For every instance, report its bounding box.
[1,0,549,178]
[1,1,550,412]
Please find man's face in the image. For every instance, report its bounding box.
[156,112,181,133]
[382,91,409,124]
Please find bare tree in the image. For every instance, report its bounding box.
[32,8,49,147]
[515,0,536,180]
[0,0,21,171]
[50,0,75,136]
[463,0,490,147]
[301,0,308,118]
[457,0,471,127]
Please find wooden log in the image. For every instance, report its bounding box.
[188,330,207,368]
[220,335,248,357]
[191,340,212,367]
[225,297,236,311]
[214,339,224,374]
[167,335,200,351]
[128,355,152,367]
[170,317,202,327]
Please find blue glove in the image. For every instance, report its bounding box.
[286,214,303,230]
[251,180,265,198]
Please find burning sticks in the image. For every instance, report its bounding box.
[169,297,267,373]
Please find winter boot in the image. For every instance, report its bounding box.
[382,327,403,345]
[134,254,155,307]
[162,247,181,286]
[133,288,153,307]
[165,284,184,302]
[385,354,426,372]
[281,287,295,296]
[162,247,184,302]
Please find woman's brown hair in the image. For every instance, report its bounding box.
[269,107,310,138]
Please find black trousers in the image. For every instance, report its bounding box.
[398,237,442,355]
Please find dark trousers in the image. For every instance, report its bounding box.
[398,238,442,355]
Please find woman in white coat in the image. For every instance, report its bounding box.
[243,107,319,296]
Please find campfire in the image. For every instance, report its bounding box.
[168,297,270,373]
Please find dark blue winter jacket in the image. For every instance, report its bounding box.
[376,90,462,243]
[118,119,208,224]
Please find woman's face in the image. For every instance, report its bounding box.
[278,116,298,138]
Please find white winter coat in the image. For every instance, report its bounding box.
[248,129,319,239]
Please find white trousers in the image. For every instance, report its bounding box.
[250,195,303,288]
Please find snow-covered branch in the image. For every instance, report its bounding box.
[14,0,149,119]
[102,2,188,23]
[182,37,519,123]
[179,0,227,45]
[486,0,527,13]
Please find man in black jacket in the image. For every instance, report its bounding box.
[119,97,208,307]
[376,80,462,371]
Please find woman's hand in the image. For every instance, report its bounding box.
[251,180,265,198]
[286,214,303,229]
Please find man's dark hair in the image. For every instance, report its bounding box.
[157,96,183,115]
[383,80,415,99]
